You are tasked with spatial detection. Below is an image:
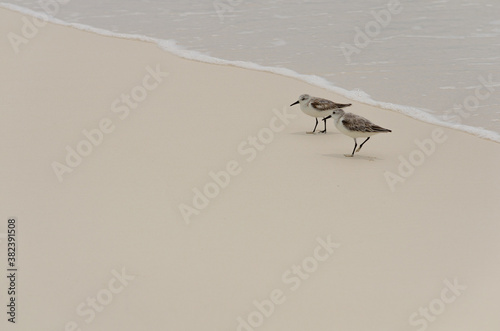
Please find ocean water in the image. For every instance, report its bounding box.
[2,0,500,141]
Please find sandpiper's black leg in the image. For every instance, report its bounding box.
[351,139,357,157]
[357,137,370,152]
[319,117,329,133]
[321,115,332,133]
[312,118,319,133]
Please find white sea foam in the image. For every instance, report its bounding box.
[2,2,500,143]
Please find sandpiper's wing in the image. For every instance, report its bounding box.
[342,113,391,133]
[310,98,352,112]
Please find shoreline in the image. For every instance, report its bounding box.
[2,2,499,143]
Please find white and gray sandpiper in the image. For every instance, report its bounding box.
[330,108,391,157]
[290,94,352,134]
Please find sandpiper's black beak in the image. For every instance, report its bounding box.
[290,101,299,106]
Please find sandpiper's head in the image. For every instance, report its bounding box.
[330,109,345,119]
[290,94,311,106]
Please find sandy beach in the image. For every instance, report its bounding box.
[1,7,500,331]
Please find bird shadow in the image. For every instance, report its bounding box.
[290,131,340,136]
[323,153,380,161]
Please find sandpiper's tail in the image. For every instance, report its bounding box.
[337,103,352,108]
[372,125,391,133]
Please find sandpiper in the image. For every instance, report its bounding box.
[290,94,352,134]
[330,109,392,157]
